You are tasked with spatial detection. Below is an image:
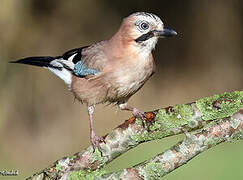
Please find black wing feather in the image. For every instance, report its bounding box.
[62,46,89,64]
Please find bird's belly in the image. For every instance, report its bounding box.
[71,76,108,105]
[116,76,145,95]
[106,67,153,102]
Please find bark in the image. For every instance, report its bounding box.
[27,91,243,180]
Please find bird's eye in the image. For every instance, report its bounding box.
[140,22,149,30]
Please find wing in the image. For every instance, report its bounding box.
[61,45,99,78]
[61,41,108,77]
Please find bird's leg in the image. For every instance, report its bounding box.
[88,106,104,152]
[118,103,147,128]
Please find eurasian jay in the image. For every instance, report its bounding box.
[11,12,177,151]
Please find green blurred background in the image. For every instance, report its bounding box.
[0,0,242,179]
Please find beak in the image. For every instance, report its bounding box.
[154,27,177,37]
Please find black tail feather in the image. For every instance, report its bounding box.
[10,56,55,67]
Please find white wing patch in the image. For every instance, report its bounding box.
[43,53,80,89]
[68,54,76,61]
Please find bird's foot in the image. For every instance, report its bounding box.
[132,108,148,129]
[90,133,105,153]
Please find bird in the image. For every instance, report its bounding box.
[11,12,177,152]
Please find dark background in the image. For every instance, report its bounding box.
[0,0,242,179]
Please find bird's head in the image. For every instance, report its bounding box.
[113,12,177,54]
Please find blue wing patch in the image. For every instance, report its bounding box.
[73,61,99,77]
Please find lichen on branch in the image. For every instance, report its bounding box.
[99,109,243,179]
[27,91,243,180]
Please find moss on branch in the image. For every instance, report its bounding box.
[27,91,243,180]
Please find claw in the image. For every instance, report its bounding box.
[132,108,148,129]
[90,133,105,153]
[118,104,150,130]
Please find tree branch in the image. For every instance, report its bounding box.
[99,109,243,179]
[27,91,242,180]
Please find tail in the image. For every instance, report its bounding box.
[11,46,89,89]
[10,56,57,68]
[11,56,74,89]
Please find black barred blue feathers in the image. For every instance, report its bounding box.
[73,61,99,78]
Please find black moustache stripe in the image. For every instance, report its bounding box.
[135,31,154,43]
